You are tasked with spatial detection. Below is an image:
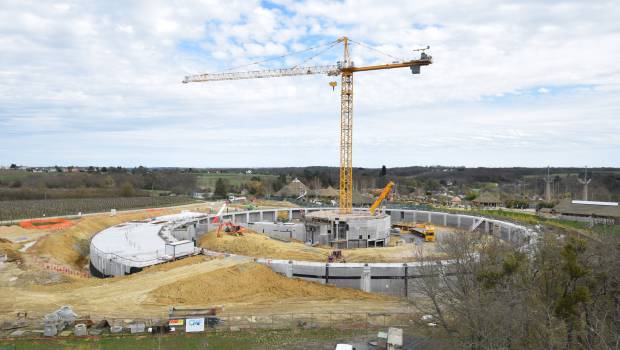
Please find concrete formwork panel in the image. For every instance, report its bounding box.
[446,214,459,227]
[325,265,362,290]
[460,216,474,229]
[249,212,261,222]
[234,213,247,224]
[262,211,276,222]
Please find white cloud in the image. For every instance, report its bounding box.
[0,0,618,167]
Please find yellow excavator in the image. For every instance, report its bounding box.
[369,181,395,215]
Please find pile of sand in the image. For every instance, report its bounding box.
[142,255,210,273]
[0,238,21,262]
[199,231,330,261]
[148,262,383,305]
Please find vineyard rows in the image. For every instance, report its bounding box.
[0,196,197,221]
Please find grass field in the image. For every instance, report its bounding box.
[197,173,278,189]
[0,328,382,350]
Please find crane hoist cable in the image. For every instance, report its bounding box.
[291,40,342,69]
[216,39,341,74]
[347,39,403,61]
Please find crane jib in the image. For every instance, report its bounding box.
[182,58,431,83]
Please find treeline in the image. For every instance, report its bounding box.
[211,166,620,201]
[212,174,288,198]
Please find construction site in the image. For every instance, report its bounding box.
[0,197,537,338]
[0,36,540,344]
[0,36,540,341]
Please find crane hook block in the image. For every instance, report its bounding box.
[329,81,338,90]
[410,65,420,74]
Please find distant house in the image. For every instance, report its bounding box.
[312,186,339,199]
[192,192,205,199]
[276,178,308,199]
[450,196,462,207]
[472,192,502,208]
[553,199,620,225]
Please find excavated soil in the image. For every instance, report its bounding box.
[142,255,211,273]
[147,262,384,306]
[0,238,21,262]
[0,203,442,320]
[199,229,450,263]
[199,230,331,261]
[0,256,408,319]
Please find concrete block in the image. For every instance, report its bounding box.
[43,324,57,337]
[10,330,26,337]
[74,324,87,336]
[129,323,145,333]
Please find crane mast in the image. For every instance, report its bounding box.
[183,37,432,214]
[339,37,354,212]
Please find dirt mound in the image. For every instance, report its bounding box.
[142,255,210,273]
[0,238,21,262]
[28,209,179,269]
[148,262,383,305]
[199,230,330,261]
[199,229,448,263]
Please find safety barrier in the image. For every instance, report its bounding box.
[30,256,90,279]
[19,218,74,230]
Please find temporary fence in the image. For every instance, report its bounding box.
[0,310,417,341]
[29,256,90,279]
[18,218,74,230]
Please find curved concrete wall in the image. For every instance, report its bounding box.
[208,207,537,298]
[90,207,537,298]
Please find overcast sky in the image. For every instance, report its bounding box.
[1,0,618,168]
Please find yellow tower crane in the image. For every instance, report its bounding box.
[183,37,432,214]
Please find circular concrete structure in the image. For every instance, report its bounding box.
[304,210,390,248]
[89,207,538,300]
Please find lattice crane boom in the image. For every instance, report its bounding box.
[183,36,432,214]
[183,65,340,83]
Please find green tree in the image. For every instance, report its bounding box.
[214,178,228,198]
[120,182,135,197]
[246,180,265,197]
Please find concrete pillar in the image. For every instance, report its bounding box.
[260,211,264,221]
[361,265,372,292]
[427,212,431,222]
[289,210,293,221]
[457,216,461,228]
[403,264,409,298]
[443,213,447,226]
[286,261,293,278]
[508,226,512,241]
[484,221,489,233]
[413,211,417,222]
[246,212,250,223]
